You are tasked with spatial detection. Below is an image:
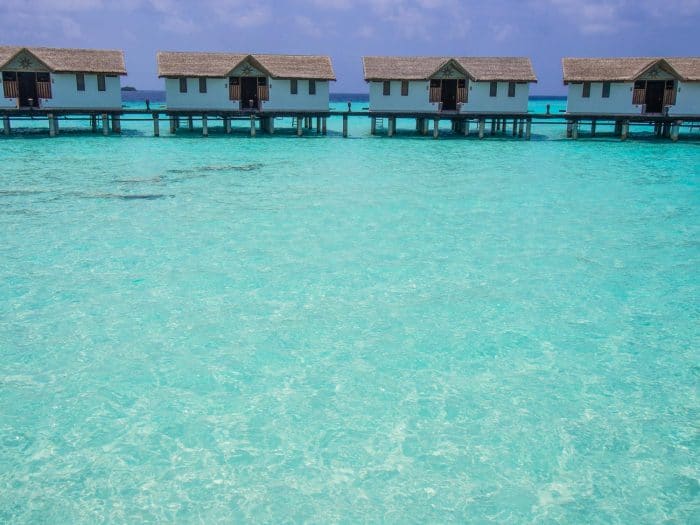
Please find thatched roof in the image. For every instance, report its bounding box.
[157,52,336,80]
[362,56,537,82]
[562,57,700,83]
[0,46,126,74]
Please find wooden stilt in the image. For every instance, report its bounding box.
[591,120,597,137]
[670,120,681,142]
[199,115,206,137]
[518,119,524,138]
[512,118,518,137]
[370,117,376,135]
[111,115,121,133]
[416,118,421,132]
[422,118,429,136]
[48,114,56,137]
[525,118,532,140]
[249,114,255,137]
[91,114,97,133]
[268,117,274,135]
[464,119,470,137]
[433,118,439,139]
[614,121,622,136]
[662,122,671,138]
[572,119,579,140]
[621,120,629,141]
[169,116,177,134]
[478,118,485,139]
[102,113,109,136]
[322,117,327,135]
[188,116,193,131]
[2,115,9,136]
[175,116,180,129]
[388,117,395,137]
[490,118,496,135]
[223,116,230,134]
[153,114,160,137]
[297,116,303,136]
[342,114,348,138]
[566,121,573,138]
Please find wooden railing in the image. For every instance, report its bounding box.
[663,88,676,106]
[229,84,240,101]
[457,87,467,103]
[3,80,18,98]
[429,86,441,103]
[36,81,52,99]
[257,85,269,101]
[632,88,645,105]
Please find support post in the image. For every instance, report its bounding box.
[153,114,160,137]
[433,117,439,139]
[490,118,496,135]
[343,114,348,138]
[297,116,303,136]
[2,115,9,136]
[422,118,429,136]
[188,116,194,131]
[670,120,680,142]
[111,115,121,133]
[518,118,524,138]
[316,116,321,134]
[268,117,274,135]
[91,114,97,133]
[525,118,532,141]
[614,120,622,136]
[621,120,629,141]
[572,119,579,140]
[169,116,177,134]
[591,120,597,137]
[102,113,109,136]
[249,114,255,137]
[388,117,395,137]
[200,115,207,137]
[464,119,470,137]
[512,118,518,137]
[370,116,376,135]
[566,121,573,138]
[478,118,485,139]
[48,114,56,137]
[224,116,231,134]
[416,118,421,132]
[322,117,327,135]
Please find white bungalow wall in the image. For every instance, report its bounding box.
[369,81,436,112]
[669,82,700,116]
[0,72,122,109]
[566,82,639,114]
[460,81,529,113]
[263,79,329,111]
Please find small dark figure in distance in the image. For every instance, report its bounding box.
[146,99,151,111]
[347,101,352,112]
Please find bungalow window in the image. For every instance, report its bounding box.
[489,81,497,97]
[602,82,611,98]
[76,73,85,92]
[199,77,207,93]
[36,72,52,99]
[401,80,409,96]
[179,77,187,93]
[97,74,106,92]
[290,79,298,95]
[2,72,17,98]
[507,82,516,97]
[309,79,316,95]
[383,81,391,96]
[582,81,591,98]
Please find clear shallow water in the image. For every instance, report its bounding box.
[0,98,699,523]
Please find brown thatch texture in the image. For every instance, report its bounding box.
[157,52,336,79]
[562,57,700,82]
[362,56,537,82]
[0,46,126,74]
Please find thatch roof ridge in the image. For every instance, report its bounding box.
[0,45,126,75]
[156,51,335,80]
[362,55,537,82]
[562,57,700,82]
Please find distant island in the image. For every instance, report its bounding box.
[121,86,137,92]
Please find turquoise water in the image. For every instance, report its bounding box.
[1,98,699,523]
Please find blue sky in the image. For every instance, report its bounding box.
[1,0,699,94]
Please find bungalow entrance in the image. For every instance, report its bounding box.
[430,78,467,111]
[633,79,676,114]
[238,76,268,110]
[1,71,51,108]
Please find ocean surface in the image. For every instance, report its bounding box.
[1,95,699,523]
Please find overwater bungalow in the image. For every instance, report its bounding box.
[563,57,700,116]
[0,46,126,110]
[362,56,537,114]
[157,52,335,112]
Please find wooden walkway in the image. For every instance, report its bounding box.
[1,108,699,141]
